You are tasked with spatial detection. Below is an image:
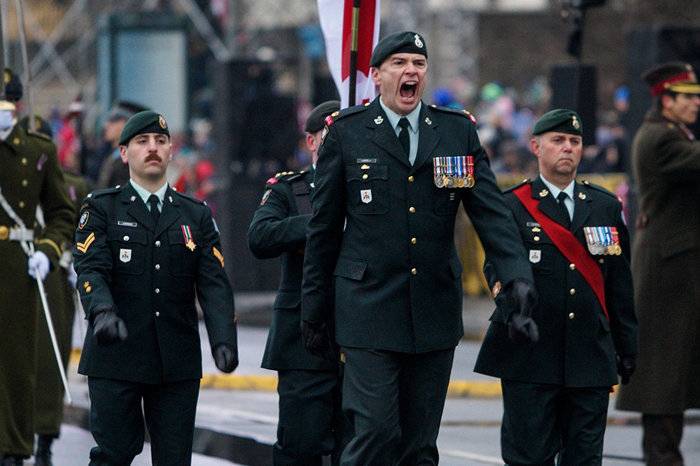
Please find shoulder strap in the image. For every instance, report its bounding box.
[512,184,608,319]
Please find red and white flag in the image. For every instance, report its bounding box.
[317,0,380,108]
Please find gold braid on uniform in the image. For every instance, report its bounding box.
[36,238,62,258]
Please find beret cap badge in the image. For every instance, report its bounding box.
[158,115,167,129]
[414,34,424,48]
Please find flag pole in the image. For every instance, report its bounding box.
[348,0,361,106]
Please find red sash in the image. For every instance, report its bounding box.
[513,184,608,319]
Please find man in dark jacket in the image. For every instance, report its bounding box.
[74,111,238,465]
[616,62,700,466]
[301,31,535,465]
[248,101,346,466]
[475,109,638,465]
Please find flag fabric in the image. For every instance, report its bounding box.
[317,0,380,108]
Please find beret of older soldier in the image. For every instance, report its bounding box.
[119,111,170,146]
[370,31,427,68]
[304,100,340,133]
[532,108,583,136]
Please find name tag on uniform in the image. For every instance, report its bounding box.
[119,248,132,263]
[117,220,138,227]
[529,249,541,263]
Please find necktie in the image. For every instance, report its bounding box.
[398,117,410,160]
[148,194,160,226]
[556,191,571,229]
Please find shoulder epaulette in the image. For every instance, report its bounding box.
[265,170,305,187]
[582,180,617,199]
[326,104,369,126]
[429,105,478,124]
[172,189,206,205]
[504,178,531,193]
[86,185,122,199]
[27,130,53,142]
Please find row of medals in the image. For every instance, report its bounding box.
[583,227,622,256]
[433,156,475,188]
[434,174,475,188]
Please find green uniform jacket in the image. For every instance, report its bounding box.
[475,178,638,387]
[74,183,237,384]
[617,111,700,414]
[35,172,90,435]
[248,170,336,371]
[0,125,74,456]
[302,98,532,353]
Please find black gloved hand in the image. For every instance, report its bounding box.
[92,309,128,345]
[617,354,636,385]
[505,279,539,344]
[301,320,336,361]
[213,344,239,373]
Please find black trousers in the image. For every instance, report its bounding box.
[87,377,199,466]
[642,414,684,466]
[340,347,454,466]
[274,369,345,466]
[501,380,609,466]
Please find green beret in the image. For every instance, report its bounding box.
[370,31,427,68]
[305,100,340,133]
[119,110,170,145]
[532,108,582,136]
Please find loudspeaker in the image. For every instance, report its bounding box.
[625,26,700,138]
[549,64,597,146]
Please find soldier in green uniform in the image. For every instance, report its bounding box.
[249,101,346,465]
[0,76,74,464]
[73,111,239,465]
[301,31,536,465]
[475,109,638,465]
[616,63,700,466]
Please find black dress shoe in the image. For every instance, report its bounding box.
[34,435,53,466]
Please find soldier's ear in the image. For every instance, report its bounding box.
[119,145,128,163]
[528,137,541,158]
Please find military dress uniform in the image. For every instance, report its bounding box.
[475,176,638,465]
[249,169,344,465]
[0,124,74,459]
[302,96,533,465]
[616,113,700,460]
[34,172,90,452]
[74,182,238,465]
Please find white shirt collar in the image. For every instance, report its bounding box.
[129,179,168,207]
[539,175,574,200]
[379,98,421,134]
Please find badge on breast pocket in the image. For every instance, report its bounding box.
[529,249,541,263]
[360,189,372,204]
[119,248,132,263]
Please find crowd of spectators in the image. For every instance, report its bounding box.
[42,75,631,208]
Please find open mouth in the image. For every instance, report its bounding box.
[400,82,417,99]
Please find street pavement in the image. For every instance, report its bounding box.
[49,294,700,465]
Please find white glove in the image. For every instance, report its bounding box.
[28,251,50,281]
[67,263,78,289]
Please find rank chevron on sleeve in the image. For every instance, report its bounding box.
[76,232,95,254]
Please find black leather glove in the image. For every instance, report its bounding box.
[617,354,636,385]
[213,344,239,373]
[301,320,336,361]
[505,279,539,344]
[92,309,128,345]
